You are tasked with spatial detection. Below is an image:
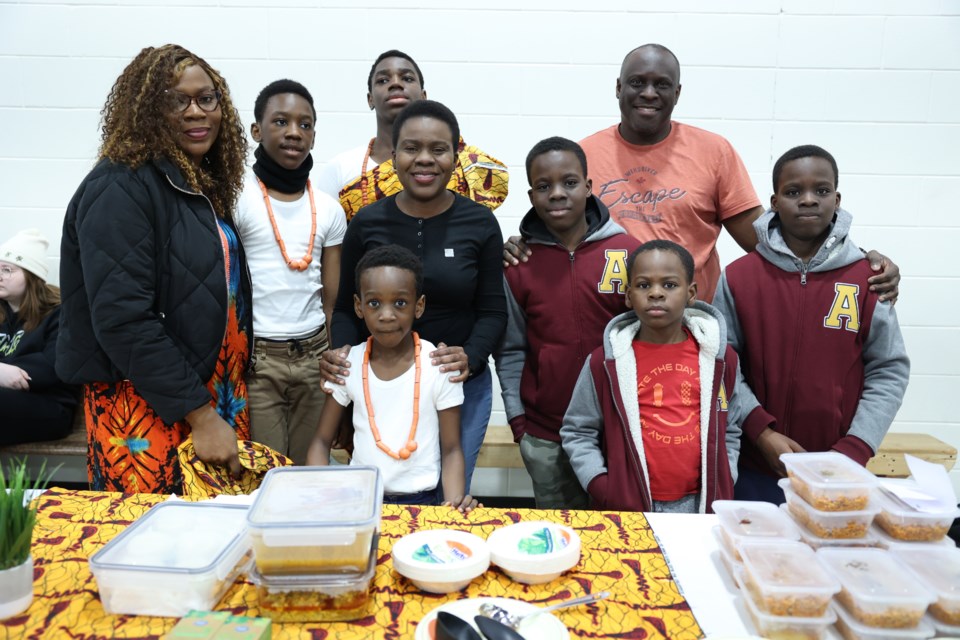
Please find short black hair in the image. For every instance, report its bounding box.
[772,144,839,192]
[391,99,460,150]
[355,244,424,297]
[367,49,425,93]
[525,136,588,185]
[627,239,695,284]
[621,43,681,82]
[253,79,316,122]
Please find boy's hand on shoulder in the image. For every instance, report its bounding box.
[756,428,806,477]
[431,342,469,382]
[444,495,481,514]
[864,249,899,304]
[319,344,352,390]
[503,235,531,268]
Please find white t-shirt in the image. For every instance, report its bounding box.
[315,144,367,201]
[327,338,464,495]
[234,168,347,338]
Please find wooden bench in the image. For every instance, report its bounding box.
[3,421,955,483]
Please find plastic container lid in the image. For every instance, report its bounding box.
[247,466,382,547]
[781,452,877,511]
[817,548,934,613]
[91,501,249,575]
[392,529,490,592]
[738,540,840,616]
[833,601,935,640]
[487,521,580,577]
[714,500,800,548]
[891,547,960,619]
[779,504,878,549]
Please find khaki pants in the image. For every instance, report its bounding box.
[247,327,328,465]
[519,433,589,509]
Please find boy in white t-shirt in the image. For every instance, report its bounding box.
[306,245,479,511]
[235,80,347,464]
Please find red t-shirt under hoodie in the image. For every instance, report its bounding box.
[633,328,702,501]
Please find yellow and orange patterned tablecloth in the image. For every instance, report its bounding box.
[1,489,703,639]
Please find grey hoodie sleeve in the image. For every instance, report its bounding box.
[722,358,755,484]
[846,301,910,451]
[713,273,744,353]
[492,277,528,422]
[560,355,608,490]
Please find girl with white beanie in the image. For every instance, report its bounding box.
[0,228,76,444]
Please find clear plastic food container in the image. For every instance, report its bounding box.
[780,479,878,539]
[247,466,382,576]
[870,523,955,551]
[817,548,935,628]
[781,505,878,550]
[872,488,959,542]
[892,546,960,626]
[780,503,877,551]
[782,452,877,512]
[487,521,580,584]
[249,539,377,622]
[713,500,800,561]
[833,601,934,640]
[391,529,490,593]
[739,589,836,640]
[738,540,840,617]
[89,502,251,617]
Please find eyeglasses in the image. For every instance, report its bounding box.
[0,266,22,279]
[165,89,222,113]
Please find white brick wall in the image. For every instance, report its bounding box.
[1,1,958,496]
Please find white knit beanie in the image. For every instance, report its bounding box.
[0,228,49,281]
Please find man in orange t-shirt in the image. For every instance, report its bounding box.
[505,44,900,304]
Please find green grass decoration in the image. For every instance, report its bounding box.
[0,459,52,571]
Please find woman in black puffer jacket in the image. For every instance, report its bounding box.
[58,44,251,494]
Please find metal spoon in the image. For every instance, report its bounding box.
[478,591,610,629]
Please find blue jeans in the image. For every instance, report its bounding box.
[459,367,492,494]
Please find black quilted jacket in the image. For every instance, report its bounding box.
[56,157,252,424]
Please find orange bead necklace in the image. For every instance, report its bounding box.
[256,178,317,271]
[362,331,421,460]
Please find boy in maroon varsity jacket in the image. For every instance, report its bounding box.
[560,241,752,513]
[494,137,640,509]
[712,145,909,503]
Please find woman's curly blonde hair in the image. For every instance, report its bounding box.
[98,44,247,219]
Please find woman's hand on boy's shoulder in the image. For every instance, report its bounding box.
[864,249,899,304]
[431,342,469,383]
[503,235,531,268]
[319,345,352,390]
[444,494,482,514]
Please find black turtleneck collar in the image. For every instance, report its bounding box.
[251,145,313,194]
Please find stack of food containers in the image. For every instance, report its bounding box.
[818,547,935,639]
[779,452,879,545]
[712,500,800,575]
[245,466,383,622]
[734,540,841,639]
